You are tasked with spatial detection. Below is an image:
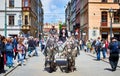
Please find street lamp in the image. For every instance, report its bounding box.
[4,0,7,37]
[109,8,114,42]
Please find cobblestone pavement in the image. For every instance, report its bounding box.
[1,50,120,76]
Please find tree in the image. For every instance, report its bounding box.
[59,23,62,30]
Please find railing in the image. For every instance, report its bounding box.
[101,22,107,26]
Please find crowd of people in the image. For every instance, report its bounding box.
[0,34,39,73]
[79,37,120,71]
[0,25,120,73]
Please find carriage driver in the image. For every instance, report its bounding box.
[49,25,57,37]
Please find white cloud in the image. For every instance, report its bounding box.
[41,0,70,23]
[41,0,52,13]
[51,5,57,10]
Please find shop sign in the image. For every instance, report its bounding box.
[114,32,120,34]
[102,32,108,34]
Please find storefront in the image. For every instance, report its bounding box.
[100,27,120,41]
[101,32,108,40]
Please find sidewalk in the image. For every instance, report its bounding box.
[0,46,41,76]
[86,51,120,68]
[0,54,30,76]
[0,61,19,76]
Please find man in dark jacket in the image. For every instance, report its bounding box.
[28,37,36,57]
[49,26,57,37]
[0,35,5,73]
[108,37,120,71]
[59,26,68,42]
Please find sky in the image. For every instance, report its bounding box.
[41,0,70,23]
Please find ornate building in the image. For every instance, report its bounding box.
[0,0,22,37]
[22,0,44,38]
[80,0,120,41]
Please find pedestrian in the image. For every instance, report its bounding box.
[79,39,82,50]
[101,39,106,59]
[22,37,28,59]
[86,40,91,52]
[41,38,45,52]
[95,37,102,60]
[17,38,25,66]
[28,37,35,57]
[0,35,6,73]
[34,38,39,56]
[108,37,120,71]
[12,36,18,62]
[5,38,14,68]
[105,39,109,56]
[91,39,96,54]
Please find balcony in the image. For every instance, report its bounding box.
[22,7,30,11]
[101,22,107,26]
[21,25,31,34]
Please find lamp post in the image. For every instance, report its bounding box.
[4,0,7,37]
[109,8,114,42]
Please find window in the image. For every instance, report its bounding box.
[25,15,28,25]
[101,11,107,22]
[9,0,14,7]
[102,0,107,2]
[9,15,14,26]
[114,0,119,3]
[114,12,120,23]
[24,0,28,7]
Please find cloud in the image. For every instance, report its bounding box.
[41,0,70,23]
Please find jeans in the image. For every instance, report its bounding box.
[6,52,13,67]
[28,47,35,55]
[18,52,24,65]
[35,47,38,56]
[102,48,106,59]
[97,48,101,60]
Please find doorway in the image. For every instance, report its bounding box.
[101,32,108,40]
[114,33,120,41]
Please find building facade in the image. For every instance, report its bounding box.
[80,0,120,41]
[38,0,44,39]
[75,0,80,39]
[65,0,80,39]
[65,2,71,31]
[70,0,77,32]
[0,0,22,37]
[22,0,44,38]
[0,0,43,38]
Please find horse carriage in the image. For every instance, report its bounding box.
[43,35,79,73]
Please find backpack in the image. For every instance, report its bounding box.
[6,43,13,52]
[110,41,119,53]
[95,40,101,48]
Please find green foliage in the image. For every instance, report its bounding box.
[59,24,62,30]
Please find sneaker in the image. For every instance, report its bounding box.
[28,55,31,57]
